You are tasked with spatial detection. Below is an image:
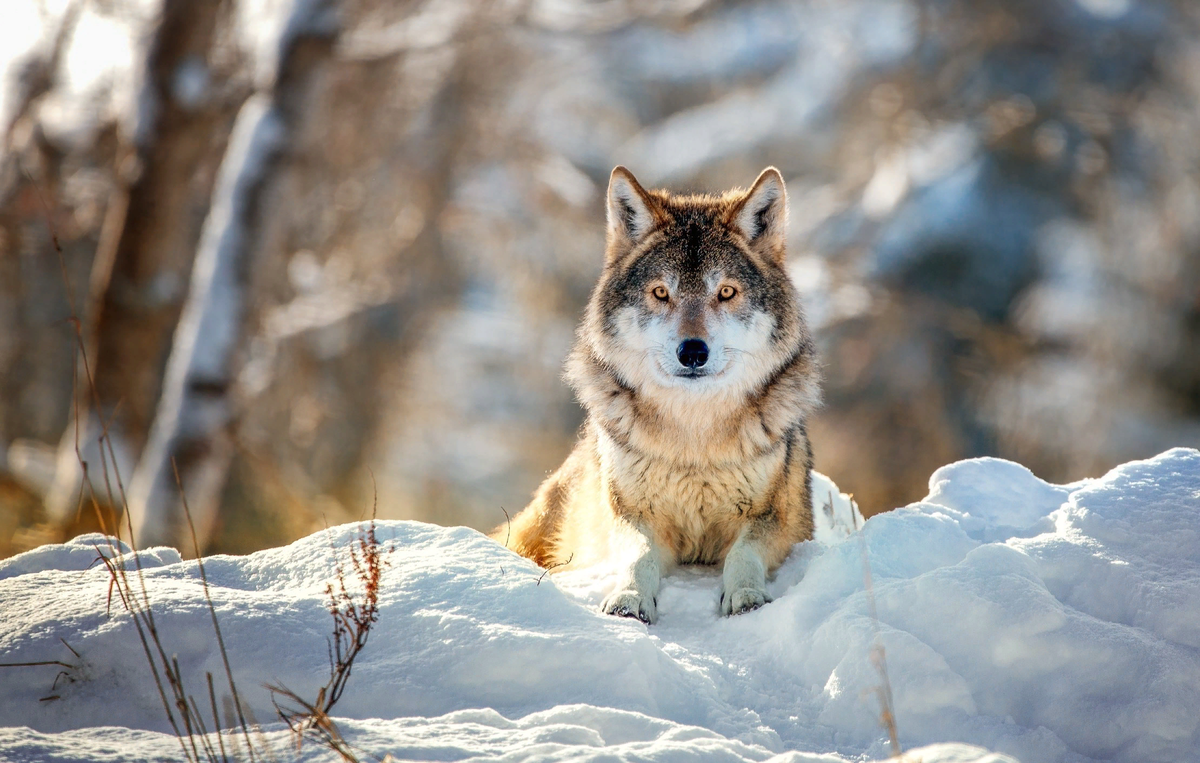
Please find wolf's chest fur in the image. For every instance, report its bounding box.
[600,428,785,564]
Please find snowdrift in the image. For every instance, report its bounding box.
[1,449,1198,763]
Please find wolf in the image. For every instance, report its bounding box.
[495,166,820,623]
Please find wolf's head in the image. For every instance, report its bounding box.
[573,166,813,408]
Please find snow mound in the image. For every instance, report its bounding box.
[0,534,181,582]
[1,451,1198,762]
[0,717,1008,763]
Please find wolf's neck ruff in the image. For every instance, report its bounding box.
[566,335,818,468]
[495,166,820,623]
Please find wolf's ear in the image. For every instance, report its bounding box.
[607,166,659,245]
[732,167,788,261]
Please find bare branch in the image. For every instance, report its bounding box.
[537,553,574,585]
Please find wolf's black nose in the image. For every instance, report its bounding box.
[677,339,709,369]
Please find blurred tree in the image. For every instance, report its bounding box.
[0,0,1196,556]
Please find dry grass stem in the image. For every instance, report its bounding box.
[849,494,902,757]
[267,491,393,763]
[28,169,263,763]
[537,553,573,585]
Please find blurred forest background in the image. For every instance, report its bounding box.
[1,0,1198,558]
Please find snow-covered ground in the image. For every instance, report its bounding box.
[1,449,1198,763]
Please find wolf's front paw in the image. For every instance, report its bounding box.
[720,586,772,616]
[602,590,657,624]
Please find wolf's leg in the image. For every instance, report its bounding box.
[601,524,663,624]
[720,521,775,616]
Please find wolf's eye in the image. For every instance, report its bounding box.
[718,285,738,301]
[652,285,669,302]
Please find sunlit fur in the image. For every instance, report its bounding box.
[494,166,821,622]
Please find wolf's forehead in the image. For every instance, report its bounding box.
[654,224,750,276]
[641,247,742,284]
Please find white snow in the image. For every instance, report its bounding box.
[2,449,1198,762]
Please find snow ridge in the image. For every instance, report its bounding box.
[2,450,1198,762]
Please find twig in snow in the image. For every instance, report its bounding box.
[537,553,574,585]
[500,506,512,549]
[267,488,392,763]
[498,506,512,574]
[0,660,75,669]
[0,639,85,702]
[850,495,901,757]
[176,458,259,761]
[59,637,81,660]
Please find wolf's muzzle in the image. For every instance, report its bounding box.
[677,339,709,369]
